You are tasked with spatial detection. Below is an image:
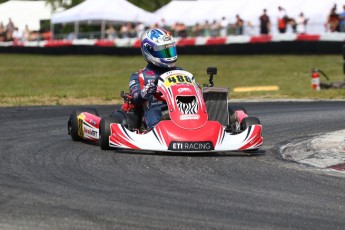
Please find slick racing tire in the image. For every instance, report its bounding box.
[68,108,99,141]
[240,117,261,153]
[240,117,261,131]
[99,116,119,150]
[228,106,248,125]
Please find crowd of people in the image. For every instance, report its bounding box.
[326,4,345,32]
[2,3,345,42]
[0,18,51,42]
[106,4,344,40]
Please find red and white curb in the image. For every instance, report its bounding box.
[1,33,345,48]
[281,130,345,173]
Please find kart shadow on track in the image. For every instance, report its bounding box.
[112,148,266,158]
[75,138,265,157]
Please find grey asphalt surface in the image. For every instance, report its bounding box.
[1,101,345,230]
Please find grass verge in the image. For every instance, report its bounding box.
[1,54,345,106]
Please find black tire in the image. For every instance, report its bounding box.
[240,117,261,131]
[228,105,248,116]
[99,116,119,150]
[228,106,248,124]
[241,117,261,153]
[68,108,99,141]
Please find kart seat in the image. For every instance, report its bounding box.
[203,87,229,126]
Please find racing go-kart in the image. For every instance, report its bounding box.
[68,67,263,153]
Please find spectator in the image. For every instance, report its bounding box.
[22,25,31,41]
[170,22,178,36]
[234,14,244,35]
[67,32,75,41]
[12,27,22,42]
[150,22,159,29]
[191,22,202,37]
[127,23,137,38]
[119,23,129,38]
[327,5,340,32]
[160,18,169,31]
[219,16,228,37]
[245,21,255,35]
[175,22,187,38]
[135,22,145,38]
[210,19,219,37]
[6,18,15,34]
[296,13,308,34]
[41,30,52,41]
[277,6,288,33]
[338,5,345,32]
[259,9,270,35]
[106,25,117,40]
[288,18,297,33]
[202,20,211,37]
[0,22,4,41]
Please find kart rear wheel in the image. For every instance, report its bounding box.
[68,108,99,141]
[99,116,119,150]
[240,117,261,131]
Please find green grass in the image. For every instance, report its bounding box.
[1,54,345,106]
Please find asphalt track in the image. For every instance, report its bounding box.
[1,101,345,230]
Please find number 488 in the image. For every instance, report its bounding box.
[167,75,192,84]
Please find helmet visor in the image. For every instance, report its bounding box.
[152,44,177,59]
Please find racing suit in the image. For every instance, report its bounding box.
[129,63,182,129]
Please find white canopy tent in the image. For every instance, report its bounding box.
[51,0,157,39]
[155,0,345,34]
[0,0,55,31]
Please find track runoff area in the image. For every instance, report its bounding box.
[281,130,345,174]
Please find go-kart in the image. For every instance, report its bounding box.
[68,67,263,153]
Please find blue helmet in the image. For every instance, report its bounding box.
[140,28,177,68]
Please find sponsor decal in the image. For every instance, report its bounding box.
[249,135,261,145]
[84,127,98,137]
[146,70,155,76]
[180,114,200,120]
[178,88,192,94]
[169,141,214,151]
[163,36,172,42]
[149,29,164,41]
[90,119,97,126]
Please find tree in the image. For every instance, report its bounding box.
[43,0,170,12]
[127,0,171,12]
[45,0,84,12]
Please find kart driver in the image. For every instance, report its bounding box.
[129,28,182,129]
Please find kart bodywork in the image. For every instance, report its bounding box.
[68,68,263,153]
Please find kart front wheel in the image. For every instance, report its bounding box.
[240,117,261,131]
[241,117,261,153]
[228,106,248,125]
[99,116,119,150]
[68,108,99,141]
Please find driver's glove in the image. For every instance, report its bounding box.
[141,80,157,99]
